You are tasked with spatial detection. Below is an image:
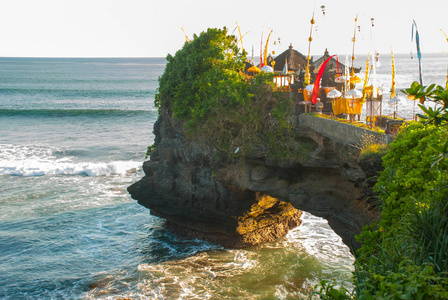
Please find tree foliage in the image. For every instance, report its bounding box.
[154,27,303,161]
[402,81,448,126]
[156,27,249,125]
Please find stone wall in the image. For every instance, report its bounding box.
[298,114,393,147]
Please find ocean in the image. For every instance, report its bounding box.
[0,53,446,299]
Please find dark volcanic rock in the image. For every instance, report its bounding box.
[128,108,381,251]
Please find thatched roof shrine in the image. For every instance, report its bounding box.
[270,44,310,73]
[313,49,361,75]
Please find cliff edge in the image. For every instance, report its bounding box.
[128,108,381,251]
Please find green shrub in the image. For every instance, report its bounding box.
[154,27,304,162]
[356,263,448,299]
[156,27,249,125]
[145,144,156,159]
[356,122,447,262]
[352,91,448,298]
[374,122,447,229]
[312,280,353,299]
[406,196,448,273]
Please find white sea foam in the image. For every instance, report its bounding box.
[290,212,355,269]
[0,159,141,177]
[0,144,141,177]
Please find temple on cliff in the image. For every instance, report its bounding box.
[244,45,368,118]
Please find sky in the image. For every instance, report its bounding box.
[1,0,447,58]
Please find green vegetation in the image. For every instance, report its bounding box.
[402,81,448,126]
[155,27,309,161]
[353,122,448,299]
[154,26,448,297]
[358,142,389,160]
[156,27,249,125]
[315,82,448,299]
[145,144,156,159]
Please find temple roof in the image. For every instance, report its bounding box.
[312,49,361,74]
[271,44,310,72]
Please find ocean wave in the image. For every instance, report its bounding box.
[0,144,142,177]
[0,87,155,99]
[0,160,142,177]
[82,62,166,66]
[0,108,157,117]
[288,212,354,267]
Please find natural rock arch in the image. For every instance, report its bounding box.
[128,109,381,253]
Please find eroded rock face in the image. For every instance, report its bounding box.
[236,193,302,247]
[128,108,381,251]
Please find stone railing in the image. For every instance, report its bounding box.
[298,114,394,147]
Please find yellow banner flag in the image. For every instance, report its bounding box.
[361,55,370,103]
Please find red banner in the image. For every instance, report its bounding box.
[311,55,337,104]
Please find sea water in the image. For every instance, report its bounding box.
[0,54,446,299]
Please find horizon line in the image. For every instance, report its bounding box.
[0,51,445,59]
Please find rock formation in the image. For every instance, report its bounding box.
[128,107,382,251]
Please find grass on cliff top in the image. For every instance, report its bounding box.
[310,112,386,134]
[358,131,390,160]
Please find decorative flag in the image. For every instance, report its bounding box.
[311,55,337,103]
[334,56,344,83]
[411,20,423,85]
[263,30,273,66]
[344,56,350,93]
[390,47,396,99]
[181,27,189,42]
[361,54,370,103]
[337,56,340,75]
[260,32,264,68]
[236,22,244,53]
[304,13,315,87]
[252,45,254,64]
[441,29,448,88]
[371,52,377,98]
[351,14,358,71]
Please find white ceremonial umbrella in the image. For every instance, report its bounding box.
[345,89,363,99]
[334,75,345,83]
[326,89,342,99]
[261,65,274,73]
[388,96,404,106]
[305,84,314,92]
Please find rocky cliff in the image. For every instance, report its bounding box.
[128,108,381,251]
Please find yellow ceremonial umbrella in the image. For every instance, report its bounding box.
[247,66,261,73]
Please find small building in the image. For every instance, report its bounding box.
[312,49,361,87]
[270,44,310,74]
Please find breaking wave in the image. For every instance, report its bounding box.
[0,144,141,177]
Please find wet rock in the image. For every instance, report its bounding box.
[128,108,380,252]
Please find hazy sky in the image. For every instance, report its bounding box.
[1,0,447,58]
